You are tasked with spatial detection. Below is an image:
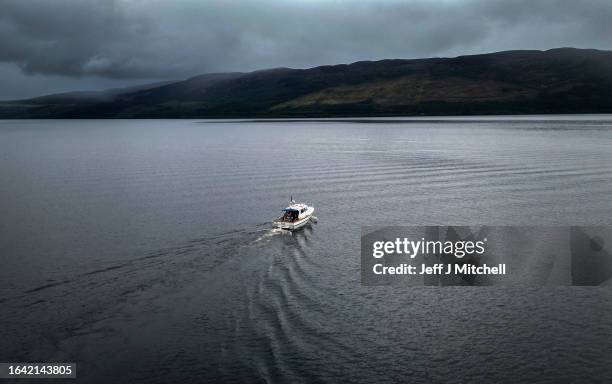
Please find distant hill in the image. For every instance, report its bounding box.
[2,48,612,118]
[23,80,178,105]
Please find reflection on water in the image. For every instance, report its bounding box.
[1,117,612,383]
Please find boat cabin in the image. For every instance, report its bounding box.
[280,203,309,222]
[273,200,314,230]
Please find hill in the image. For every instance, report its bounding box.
[2,48,612,118]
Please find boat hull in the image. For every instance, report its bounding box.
[273,214,313,230]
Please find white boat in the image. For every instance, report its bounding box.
[273,199,315,230]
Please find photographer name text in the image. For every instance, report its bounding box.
[373,263,506,275]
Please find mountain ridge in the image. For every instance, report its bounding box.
[2,47,612,118]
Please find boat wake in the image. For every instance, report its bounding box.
[250,227,293,245]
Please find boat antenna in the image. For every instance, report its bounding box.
[290,195,294,203]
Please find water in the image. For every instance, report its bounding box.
[1,117,611,383]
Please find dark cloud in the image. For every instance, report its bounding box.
[1,0,611,99]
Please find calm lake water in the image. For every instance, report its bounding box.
[1,117,612,383]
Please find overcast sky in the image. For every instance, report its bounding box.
[1,0,611,100]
